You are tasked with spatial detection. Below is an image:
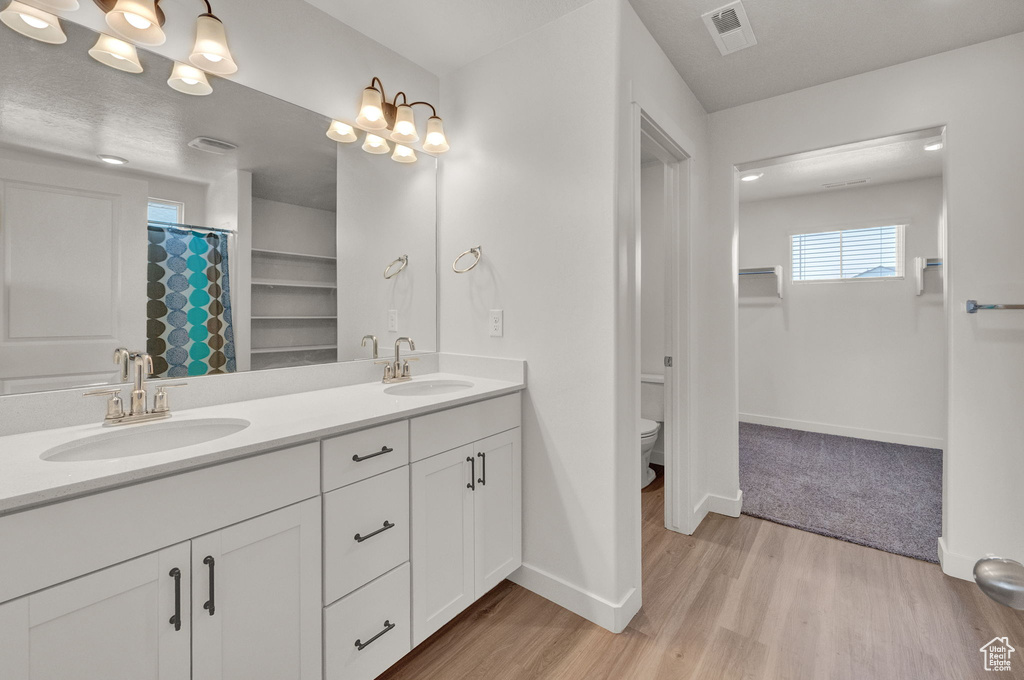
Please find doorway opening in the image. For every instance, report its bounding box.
[735,127,948,562]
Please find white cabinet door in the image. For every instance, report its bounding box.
[473,428,522,595]
[0,542,190,680]
[192,498,322,680]
[411,445,475,646]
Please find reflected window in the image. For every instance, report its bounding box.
[792,225,905,282]
[147,198,184,224]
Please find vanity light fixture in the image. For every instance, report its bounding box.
[34,0,80,10]
[88,33,142,72]
[98,154,128,165]
[337,77,450,163]
[188,1,237,75]
[924,141,944,151]
[741,172,764,182]
[100,0,165,46]
[168,61,212,96]
[0,1,67,44]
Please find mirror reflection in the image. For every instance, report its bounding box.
[0,20,437,395]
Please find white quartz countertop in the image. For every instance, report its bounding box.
[0,372,523,515]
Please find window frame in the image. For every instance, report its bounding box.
[790,222,907,284]
[147,198,185,225]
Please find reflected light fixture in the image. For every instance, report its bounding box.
[924,141,944,151]
[100,0,166,46]
[362,133,390,155]
[326,120,357,143]
[168,61,212,96]
[34,0,80,9]
[0,1,67,44]
[89,33,142,72]
[336,77,450,163]
[188,1,237,75]
[741,172,764,182]
[98,154,128,165]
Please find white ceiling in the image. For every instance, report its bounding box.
[302,0,595,75]
[304,0,1024,113]
[629,0,1024,112]
[738,136,944,203]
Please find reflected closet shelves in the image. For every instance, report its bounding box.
[251,279,338,289]
[914,257,943,296]
[738,265,784,299]
[251,344,338,355]
[252,316,338,321]
[252,248,337,262]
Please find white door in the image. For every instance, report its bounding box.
[0,542,191,680]
[473,428,522,595]
[0,155,148,394]
[192,498,322,680]
[411,444,475,646]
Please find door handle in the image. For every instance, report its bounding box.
[203,556,216,616]
[355,620,396,651]
[169,567,182,631]
[354,520,396,543]
[477,451,486,485]
[467,456,475,491]
[352,446,393,462]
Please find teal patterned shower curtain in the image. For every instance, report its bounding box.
[146,223,236,377]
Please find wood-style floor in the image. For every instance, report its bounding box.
[379,471,1024,680]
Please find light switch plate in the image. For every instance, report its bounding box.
[489,309,503,337]
[388,309,398,332]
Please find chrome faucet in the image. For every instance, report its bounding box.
[85,347,186,425]
[377,337,417,384]
[361,335,379,359]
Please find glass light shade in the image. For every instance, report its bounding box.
[188,14,237,76]
[392,144,417,164]
[390,105,419,143]
[326,120,357,143]
[422,116,450,153]
[33,0,79,10]
[105,0,164,46]
[0,1,66,44]
[89,34,142,73]
[167,61,212,96]
[356,87,387,130]
[362,133,390,155]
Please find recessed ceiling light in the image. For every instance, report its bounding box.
[741,172,763,182]
[98,154,128,165]
[924,141,944,151]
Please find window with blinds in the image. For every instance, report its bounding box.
[791,224,905,282]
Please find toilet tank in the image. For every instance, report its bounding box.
[640,373,665,422]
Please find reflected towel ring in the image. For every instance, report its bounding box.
[384,255,408,279]
[452,246,482,274]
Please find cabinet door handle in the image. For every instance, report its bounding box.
[203,556,216,616]
[467,456,475,491]
[354,520,396,543]
[352,446,393,462]
[477,452,486,485]
[169,568,182,631]
[355,620,396,651]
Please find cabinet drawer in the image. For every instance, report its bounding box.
[322,420,409,491]
[324,466,409,604]
[410,393,521,462]
[325,563,411,680]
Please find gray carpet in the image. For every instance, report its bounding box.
[739,423,942,563]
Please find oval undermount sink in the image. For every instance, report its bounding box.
[42,418,251,463]
[383,380,474,397]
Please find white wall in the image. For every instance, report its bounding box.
[147,176,207,224]
[707,33,1024,579]
[640,162,666,379]
[739,177,946,447]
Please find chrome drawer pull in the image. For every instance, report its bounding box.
[355,620,396,651]
[352,446,393,462]
[354,520,396,543]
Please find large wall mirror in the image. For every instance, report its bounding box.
[0,20,437,396]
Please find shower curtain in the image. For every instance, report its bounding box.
[146,223,236,377]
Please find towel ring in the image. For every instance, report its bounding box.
[452,246,482,274]
[384,255,408,280]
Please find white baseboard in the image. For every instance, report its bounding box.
[508,563,641,633]
[740,413,945,450]
[938,537,976,582]
[694,489,743,521]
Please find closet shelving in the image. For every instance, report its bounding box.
[913,257,943,296]
[739,265,784,299]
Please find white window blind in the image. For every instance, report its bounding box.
[791,224,904,282]
[148,198,184,224]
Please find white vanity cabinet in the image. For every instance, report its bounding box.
[410,395,522,645]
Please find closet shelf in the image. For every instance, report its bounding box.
[252,316,338,321]
[251,248,337,262]
[738,265,784,299]
[914,257,943,296]
[251,344,338,355]
[252,279,338,290]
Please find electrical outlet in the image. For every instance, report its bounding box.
[489,309,503,337]
[388,309,398,332]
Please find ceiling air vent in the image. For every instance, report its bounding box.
[702,1,757,56]
[188,137,238,155]
[822,178,871,190]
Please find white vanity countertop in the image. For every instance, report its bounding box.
[0,372,523,515]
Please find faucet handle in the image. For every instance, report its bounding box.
[84,388,125,421]
[152,382,187,414]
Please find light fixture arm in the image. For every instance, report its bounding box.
[201,0,212,13]
[370,77,388,104]
[407,101,438,117]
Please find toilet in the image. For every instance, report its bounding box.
[640,418,660,488]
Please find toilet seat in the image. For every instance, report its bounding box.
[640,418,660,438]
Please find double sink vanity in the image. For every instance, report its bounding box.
[0,365,524,680]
